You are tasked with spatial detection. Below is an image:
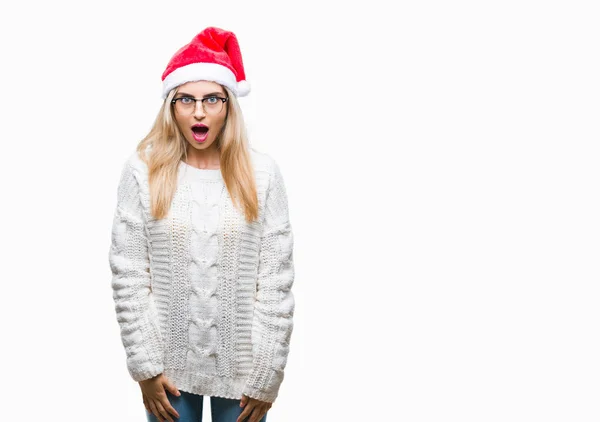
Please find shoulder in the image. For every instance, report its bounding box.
[249,147,275,172]
[113,149,150,198]
[249,148,290,207]
[249,147,282,179]
[122,147,150,179]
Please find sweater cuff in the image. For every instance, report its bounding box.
[242,369,284,403]
[129,363,164,382]
[242,384,278,404]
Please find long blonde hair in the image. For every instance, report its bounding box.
[136,85,259,222]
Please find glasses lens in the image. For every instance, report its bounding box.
[204,98,223,114]
[175,98,195,114]
[174,97,225,114]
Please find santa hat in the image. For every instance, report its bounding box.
[161,27,250,99]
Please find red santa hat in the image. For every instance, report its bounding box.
[161,27,250,99]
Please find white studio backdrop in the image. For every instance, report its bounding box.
[0,1,599,421]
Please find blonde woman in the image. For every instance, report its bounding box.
[108,27,295,422]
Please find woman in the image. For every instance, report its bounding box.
[108,27,295,422]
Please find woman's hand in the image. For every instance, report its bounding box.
[237,394,272,422]
[139,373,181,422]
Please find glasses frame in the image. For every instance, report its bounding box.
[171,95,229,114]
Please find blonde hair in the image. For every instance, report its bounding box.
[136,85,259,222]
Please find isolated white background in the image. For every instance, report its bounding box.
[0,0,598,421]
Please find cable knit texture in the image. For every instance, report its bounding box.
[108,146,295,403]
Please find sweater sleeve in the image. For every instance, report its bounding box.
[242,159,296,403]
[109,161,165,382]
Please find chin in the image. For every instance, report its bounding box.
[187,137,215,149]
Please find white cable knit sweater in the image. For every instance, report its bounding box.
[108,147,295,403]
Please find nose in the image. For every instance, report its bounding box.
[193,101,206,118]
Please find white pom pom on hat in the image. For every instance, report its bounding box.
[161,27,251,99]
[236,79,251,97]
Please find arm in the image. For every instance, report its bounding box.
[243,159,296,403]
[109,161,164,382]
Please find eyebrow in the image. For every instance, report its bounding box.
[176,91,225,98]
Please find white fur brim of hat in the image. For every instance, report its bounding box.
[161,62,250,99]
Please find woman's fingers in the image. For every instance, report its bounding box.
[154,400,173,422]
[237,401,255,422]
[248,409,263,422]
[160,394,180,419]
[237,397,272,422]
[142,395,151,413]
[148,400,164,422]
[249,404,268,422]
[163,378,181,398]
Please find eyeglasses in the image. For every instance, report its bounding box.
[171,95,228,115]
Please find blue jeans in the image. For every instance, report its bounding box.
[145,390,268,422]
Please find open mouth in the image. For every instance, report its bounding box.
[192,126,209,135]
[191,124,209,142]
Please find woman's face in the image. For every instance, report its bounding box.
[172,80,228,153]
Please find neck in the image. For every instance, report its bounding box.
[185,147,221,169]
